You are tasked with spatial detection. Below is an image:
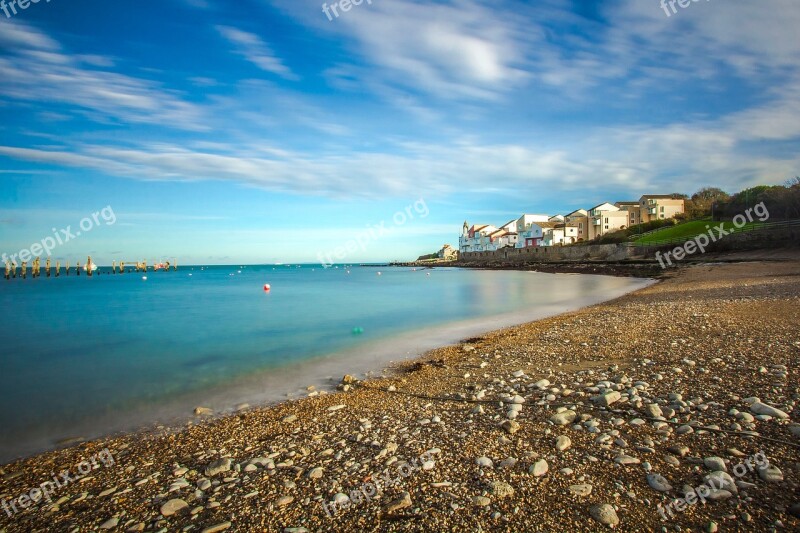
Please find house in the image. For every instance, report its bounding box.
[548,215,565,222]
[587,203,628,239]
[542,223,579,246]
[438,244,457,260]
[638,195,685,223]
[515,214,551,248]
[565,209,589,241]
[459,222,499,253]
[615,201,642,226]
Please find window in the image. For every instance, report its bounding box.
[661,206,665,212]
[604,217,608,223]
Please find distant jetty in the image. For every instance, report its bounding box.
[4,256,178,280]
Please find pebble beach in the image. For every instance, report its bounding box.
[1,260,799,533]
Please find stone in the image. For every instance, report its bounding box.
[530,459,549,477]
[160,498,189,517]
[704,456,726,472]
[555,435,572,451]
[501,420,520,434]
[614,455,640,466]
[488,481,515,499]
[472,496,491,507]
[569,484,593,496]
[99,517,119,529]
[205,458,232,477]
[276,495,294,506]
[476,457,494,468]
[307,467,323,480]
[594,391,621,407]
[749,401,789,419]
[757,465,784,483]
[383,491,412,513]
[550,410,577,426]
[201,523,232,533]
[194,407,213,416]
[647,473,672,492]
[590,503,620,528]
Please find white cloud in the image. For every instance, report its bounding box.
[216,25,298,80]
[0,21,206,130]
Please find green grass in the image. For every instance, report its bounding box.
[632,218,764,245]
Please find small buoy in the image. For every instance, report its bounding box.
[352,327,364,335]
[189,273,192,276]
[377,272,382,276]
[142,276,147,281]
[263,284,271,292]
[426,273,430,276]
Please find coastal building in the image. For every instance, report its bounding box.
[638,195,685,223]
[515,214,551,248]
[565,209,589,241]
[438,244,457,260]
[588,203,628,239]
[615,201,642,226]
[459,222,499,253]
[542,224,579,246]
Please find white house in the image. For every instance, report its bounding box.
[460,222,499,253]
[542,224,579,246]
[515,214,552,248]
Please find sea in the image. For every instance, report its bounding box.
[0,264,653,462]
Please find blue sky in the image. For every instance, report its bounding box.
[0,0,798,264]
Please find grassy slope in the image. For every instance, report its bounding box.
[632,218,762,244]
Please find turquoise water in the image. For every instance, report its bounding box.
[0,265,649,461]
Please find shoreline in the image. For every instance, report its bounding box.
[0,271,652,464]
[1,260,798,532]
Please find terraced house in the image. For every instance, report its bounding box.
[460,194,685,251]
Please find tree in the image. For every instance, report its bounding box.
[690,187,730,218]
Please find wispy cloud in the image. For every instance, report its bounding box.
[0,22,206,131]
[216,25,298,80]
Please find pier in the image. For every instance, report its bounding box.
[4,257,178,280]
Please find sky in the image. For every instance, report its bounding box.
[0,0,798,265]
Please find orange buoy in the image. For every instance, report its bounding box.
[263,283,271,292]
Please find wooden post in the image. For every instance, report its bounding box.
[112,260,116,274]
[66,261,70,276]
[4,261,9,280]
[56,261,60,277]
[46,257,51,277]
[174,259,177,271]
[12,262,17,278]
[21,261,27,279]
[87,256,93,277]
[120,261,125,274]
[76,260,80,276]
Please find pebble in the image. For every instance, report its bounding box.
[205,458,232,477]
[384,491,412,513]
[530,459,549,477]
[569,484,593,496]
[647,473,672,492]
[590,503,620,528]
[201,522,232,533]
[749,401,789,419]
[161,498,189,517]
[476,457,494,468]
[555,435,572,451]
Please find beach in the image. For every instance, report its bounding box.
[1,260,798,532]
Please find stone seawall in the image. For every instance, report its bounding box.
[457,225,800,266]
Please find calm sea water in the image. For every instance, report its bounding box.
[0,265,651,461]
